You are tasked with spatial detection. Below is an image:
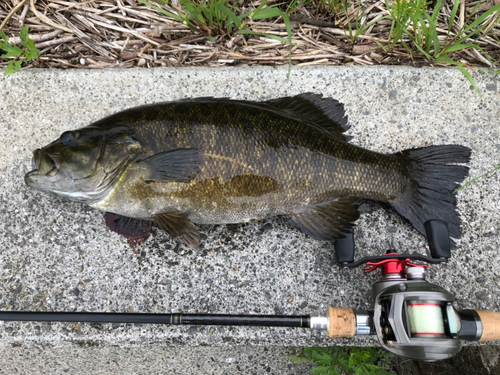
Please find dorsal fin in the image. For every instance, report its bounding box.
[264,93,351,142]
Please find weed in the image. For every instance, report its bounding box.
[385,0,430,51]
[137,0,292,44]
[343,1,390,45]
[137,0,294,74]
[287,346,395,375]
[0,26,40,75]
[384,0,500,93]
[316,0,348,15]
[454,164,500,193]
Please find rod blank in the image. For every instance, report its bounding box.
[0,311,311,328]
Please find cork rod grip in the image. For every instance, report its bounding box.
[476,310,500,342]
[328,307,356,338]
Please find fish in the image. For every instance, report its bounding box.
[25,94,471,248]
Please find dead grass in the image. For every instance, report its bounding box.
[0,0,499,70]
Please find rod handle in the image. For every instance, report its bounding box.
[477,310,500,342]
[327,307,356,338]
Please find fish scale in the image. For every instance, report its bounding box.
[25,94,470,248]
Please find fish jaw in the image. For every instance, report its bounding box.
[25,169,106,203]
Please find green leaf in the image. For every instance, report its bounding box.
[433,55,457,64]
[0,30,8,42]
[441,43,474,55]
[178,0,195,13]
[337,358,352,373]
[312,350,333,366]
[20,26,30,49]
[310,366,335,375]
[349,351,371,367]
[27,37,36,49]
[25,47,40,61]
[448,0,460,34]
[478,67,500,74]
[422,11,440,57]
[1,44,23,58]
[179,0,205,25]
[430,0,441,22]
[354,363,371,375]
[401,26,432,59]
[462,3,500,35]
[333,351,351,372]
[136,0,185,22]
[281,12,292,44]
[216,4,241,28]
[416,14,428,49]
[304,347,320,355]
[458,64,480,95]
[252,7,281,20]
[5,60,22,75]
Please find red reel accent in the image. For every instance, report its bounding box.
[364,253,428,274]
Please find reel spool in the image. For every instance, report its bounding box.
[407,302,446,337]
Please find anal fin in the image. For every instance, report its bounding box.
[286,197,360,241]
[104,212,152,248]
[153,212,200,249]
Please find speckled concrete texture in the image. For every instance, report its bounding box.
[0,66,499,352]
[0,346,313,374]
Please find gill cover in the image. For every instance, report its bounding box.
[25,125,141,204]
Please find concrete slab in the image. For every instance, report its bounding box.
[0,66,499,351]
[0,346,314,375]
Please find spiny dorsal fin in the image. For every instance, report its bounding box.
[265,93,351,142]
[138,148,203,183]
[153,212,200,248]
[286,197,360,241]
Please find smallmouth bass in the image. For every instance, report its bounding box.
[25,94,471,248]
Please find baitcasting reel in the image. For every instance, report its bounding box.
[327,219,498,361]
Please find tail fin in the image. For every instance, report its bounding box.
[391,145,471,245]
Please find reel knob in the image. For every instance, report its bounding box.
[424,220,451,259]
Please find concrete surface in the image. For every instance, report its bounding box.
[0,66,499,354]
[0,346,314,375]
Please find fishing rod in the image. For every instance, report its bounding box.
[1,220,499,361]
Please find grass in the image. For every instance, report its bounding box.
[132,0,499,92]
[342,0,391,45]
[136,0,295,73]
[383,0,500,93]
[287,346,395,375]
[0,26,39,75]
[137,0,293,44]
[454,164,500,193]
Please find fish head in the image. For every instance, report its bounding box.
[25,125,141,204]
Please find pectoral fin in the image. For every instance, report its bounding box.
[286,197,360,241]
[139,149,203,183]
[104,212,152,248]
[153,212,200,248]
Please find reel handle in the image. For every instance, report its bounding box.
[476,310,500,342]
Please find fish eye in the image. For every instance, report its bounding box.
[60,131,76,145]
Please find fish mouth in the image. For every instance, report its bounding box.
[31,149,60,177]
